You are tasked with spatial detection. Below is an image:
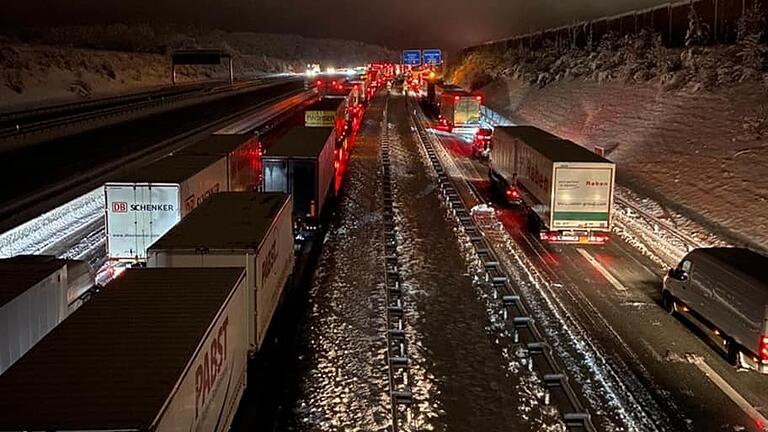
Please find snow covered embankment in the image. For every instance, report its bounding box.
[480,78,768,253]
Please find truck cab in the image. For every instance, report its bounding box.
[472,128,493,159]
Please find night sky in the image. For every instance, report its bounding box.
[3,0,672,50]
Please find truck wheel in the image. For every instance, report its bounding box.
[726,338,740,366]
[662,291,676,315]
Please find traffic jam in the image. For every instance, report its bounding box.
[1,51,768,432]
[0,64,396,431]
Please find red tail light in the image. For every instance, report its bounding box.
[506,187,520,200]
[759,336,768,361]
[454,96,460,102]
[476,96,483,102]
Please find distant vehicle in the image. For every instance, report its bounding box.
[489,126,615,244]
[433,84,482,134]
[663,247,768,372]
[472,128,493,159]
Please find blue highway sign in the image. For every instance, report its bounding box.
[422,49,442,65]
[402,50,421,65]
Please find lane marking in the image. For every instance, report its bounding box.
[689,356,768,430]
[577,248,628,292]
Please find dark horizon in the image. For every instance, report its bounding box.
[2,0,671,51]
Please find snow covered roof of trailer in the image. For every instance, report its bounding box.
[496,126,609,163]
[111,153,223,184]
[176,134,257,156]
[0,255,68,307]
[264,125,333,159]
[148,192,290,251]
[0,267,245,431]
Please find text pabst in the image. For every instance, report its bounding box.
[195,316,229,418]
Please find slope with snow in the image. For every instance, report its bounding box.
[477,77,768,253]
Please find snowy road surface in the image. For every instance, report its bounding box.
[429,114,768,432]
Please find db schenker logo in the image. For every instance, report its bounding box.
[112,202,128,213]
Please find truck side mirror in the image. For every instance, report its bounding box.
[668,268,688,281]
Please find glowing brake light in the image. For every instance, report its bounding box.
[759,336,768,361]
[476,96,483,102]
[316,80,323,86]
[506,187,520,200]
[454,96,460,102]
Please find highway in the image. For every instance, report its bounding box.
[412,95,768,431]
[0,77,305,234]
[2,75,768,432]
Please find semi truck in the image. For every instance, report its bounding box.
[663,247,768,372]
[261,125,335,228]
[0,256,93,375]
[0,267,249,432]
[434,84,482,134]
[304,98,346,143]
[489,126,615,244]
[147,192,295,355]
[105,153,232,261]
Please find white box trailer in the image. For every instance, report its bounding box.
[0,267,248,432]
[0,256,94,375]
[105,153,231,261]
[490,126,616,244]
[147,192,295,354]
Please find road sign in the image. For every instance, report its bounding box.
[402,50,421,66]
[422,49,442,65]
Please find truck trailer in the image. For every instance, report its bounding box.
[105,153,233,261]
[434,84,482,134]
[664,248,768,372]
[261,125,335,226]
[304,98,346,143]
[489,126,615,244]
[0,256,93,375]
[175,135,262,191]
[0,267,249,432]
[147,192,295,355]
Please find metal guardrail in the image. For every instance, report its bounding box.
[380,94,414,432]
[407,96,595,432]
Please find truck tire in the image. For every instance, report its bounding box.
[662,291,676,315]
[726,338,740,366]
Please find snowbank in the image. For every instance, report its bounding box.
[0,27,396,109]
[478,77,768,252]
